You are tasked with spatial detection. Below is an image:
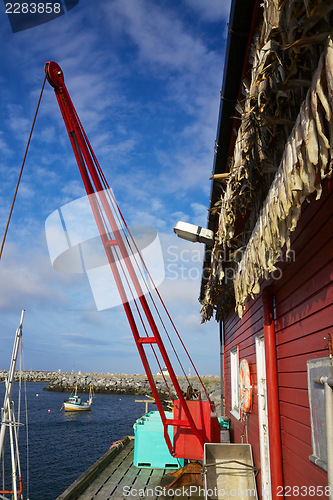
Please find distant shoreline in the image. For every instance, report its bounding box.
[0,370,221,412]
[0,370,220,381]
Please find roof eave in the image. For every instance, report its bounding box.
[200,0,260,302]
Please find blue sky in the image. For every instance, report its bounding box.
[0,0,230,375]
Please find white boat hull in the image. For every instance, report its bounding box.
[64,402,91,411]
[63,386,94,411]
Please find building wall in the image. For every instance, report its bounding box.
[223,179,333,498]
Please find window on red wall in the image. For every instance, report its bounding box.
[230,346,240,420]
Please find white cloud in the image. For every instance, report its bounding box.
[171,211,190,223]
[17,182,35,199]
[6,104,31,141]
[61,180,86,199]
[184,0,232,22]
[0,0,226,374]
[99,138,137,160]
[0,131,12,155]
[176,312,204,331]
[191,202,209,226]
[60,333,111,347]
[0,246,65,311]
[38,126,57,143]
[106,0,209,72]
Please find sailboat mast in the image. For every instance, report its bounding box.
[0,310,24,457]
[8,403,18,500]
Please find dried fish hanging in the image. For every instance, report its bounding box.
[201,0,333,322]
[235,38,333,317]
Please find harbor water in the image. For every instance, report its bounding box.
[0,381,146,499]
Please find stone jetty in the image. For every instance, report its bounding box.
[0,370,59,383]
[0,370,221,413]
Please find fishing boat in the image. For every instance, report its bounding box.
[63,385,93,412]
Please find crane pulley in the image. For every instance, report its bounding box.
[45,61,220,461]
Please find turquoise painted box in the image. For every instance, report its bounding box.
[133,411,184,469]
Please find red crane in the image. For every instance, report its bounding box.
[45,61,220,463]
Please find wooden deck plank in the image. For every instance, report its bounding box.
[110,465,180,500]
[108,463,142,500]
[89,442,135,487]
[77,443,135,499]
[95,465,149,500]
[75,439,195,500]
[147,469,172,500]
[131,467,153,491]
[76,492,94,500]
[92,463,133,498]
[148,468,167,485]
[91,450,137,499]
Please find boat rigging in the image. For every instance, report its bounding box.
[0,310,28,500]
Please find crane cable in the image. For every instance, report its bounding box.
[94,200,174,400]
[72,108,192,381]
[73,108,209,396]
[75,109,192,386]
[0,74,47,262]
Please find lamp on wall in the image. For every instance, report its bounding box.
[173,221,214,246]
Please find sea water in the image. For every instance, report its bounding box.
[0,381,146,499]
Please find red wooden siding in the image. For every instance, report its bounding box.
[223,180,333,499]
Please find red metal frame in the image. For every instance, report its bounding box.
[45,61,216,459]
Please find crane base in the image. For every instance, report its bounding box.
[166,462,203,489]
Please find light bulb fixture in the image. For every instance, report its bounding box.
[173,221,214,246]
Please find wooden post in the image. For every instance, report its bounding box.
[135,399,154,415]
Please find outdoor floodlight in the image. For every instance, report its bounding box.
[173,221,214,246]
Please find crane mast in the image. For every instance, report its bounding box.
[45,61,219,461]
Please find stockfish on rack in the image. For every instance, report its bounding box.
[201,0,333,322]
[234,40,333,317]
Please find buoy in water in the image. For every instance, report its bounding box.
[36,394,39,397]
[48,409,51,413]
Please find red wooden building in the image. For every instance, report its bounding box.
[200,1,333,499]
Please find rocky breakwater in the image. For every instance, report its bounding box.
[0,370,221,414]
[44,372,222,413]
[44,373,154,395]
[0,370,60,383]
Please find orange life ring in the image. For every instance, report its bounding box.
[239,359,252,413]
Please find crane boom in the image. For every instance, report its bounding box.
[45,61,219,460]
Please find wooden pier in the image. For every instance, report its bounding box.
[56,437,202,500]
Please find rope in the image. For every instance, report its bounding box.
[109,439,125,450]
[0,74,47,261]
